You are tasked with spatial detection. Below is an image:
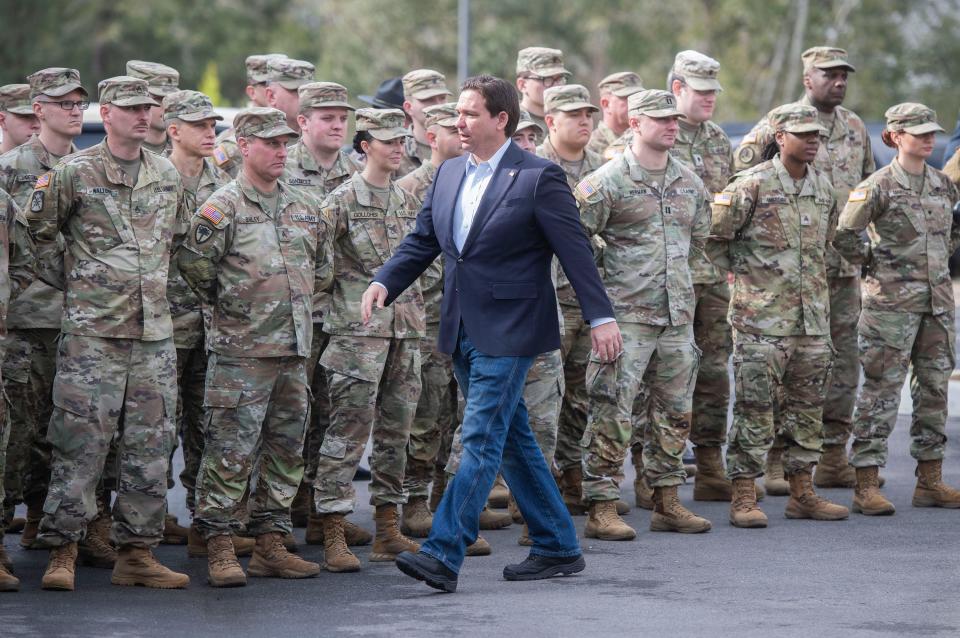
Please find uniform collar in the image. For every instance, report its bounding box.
[98,139,161,189]
[773,154,816,197]
[354,173,403,210]
[623,145,683,187]
[237,172,294,217]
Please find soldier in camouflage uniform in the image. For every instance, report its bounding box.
[314,109,423,572]
[282,82,370,547]
[511,109,546,153]
[587,72,644,159]
[177,107,327,586]
[734,48,875,492]
[0,84,40,154]
[126,60,180,156]
[575,90,712,540]
[396,70,453,177]
[28,76,190,591]
[213,54,288,177]
[0,69,85,550]
[265,58,316,135]
[708,104,848,528]
[516,47,571,134]
[0,189,39,592]
[834,103,960,516]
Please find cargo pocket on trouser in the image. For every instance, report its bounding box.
[200,386,251,508]
[582,353,629,466]
[729,341,775,463]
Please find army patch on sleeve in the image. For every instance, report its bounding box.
[194,223,214,244]
[575,177,600,199]
[199,203,225,225]
[213,146,229,166]
[737,147,755,164]
[713,192,733,206]
[30,190,44,212]
[34,173,51,189]
[848,189,868,202]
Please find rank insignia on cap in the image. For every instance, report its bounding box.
[713,192,733,206]
[199,203,225,225]
[35,173,51,189]
[848,189,868,202]
[575,178,598,199]
[213,146,229,166]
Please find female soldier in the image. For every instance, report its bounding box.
[313,108,423,571]
[834,103,960,516]
[707,104,849,528]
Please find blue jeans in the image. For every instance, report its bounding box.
[421,327,581,573]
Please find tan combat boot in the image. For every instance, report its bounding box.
[206,535,246,587]
[305,515,372,546]
[479,506,512,530]
[517,523,533,546]
[42,542,78,591]
[651,486,712,533]
[248,531,321,578]
[585,500,637,541]
[785,468,849,520]
[429,470,447,512]
[631,449,654,510]
[161,512,189,545]
[693,446,733,501]
[559,466,588,515]
[507,494,524,524]
[111,546,189,588]
[371,504,420,562]
[290,482,312,528]
[19,503,42,549]
[319,514,360,572]
[466,535,492,556]
[853,466,895,516]
[79,514,117,568]
[0,544,12,570]
[488,474,510,509]
[400,496,434,538]
[913,459,960,508]
[814,444,856,488]
[729,477,768,528]
[764,448,790,496]
[0,560,18,591]
[187,523,255,558]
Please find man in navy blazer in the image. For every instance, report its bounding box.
[361,75,621,592]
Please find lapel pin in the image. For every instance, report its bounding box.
[508,170,516,177]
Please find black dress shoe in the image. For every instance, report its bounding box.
[502,553,585,581]
[396,551,458,593]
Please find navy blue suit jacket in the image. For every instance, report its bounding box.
[376,141,615,357]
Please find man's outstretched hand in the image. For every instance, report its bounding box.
[361,283,388,324]
[591,321,623,363]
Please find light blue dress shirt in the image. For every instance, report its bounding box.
[453,137,513,252]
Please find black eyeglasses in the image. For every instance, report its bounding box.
[37,99,90,111]
[525,75,567,88]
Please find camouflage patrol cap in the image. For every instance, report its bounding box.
[628,89,682,118]
[516,47,570,78]
[298,82,355,111]
[125,60,180,97]
[98,76,160,107]
[516,109,545,135]
[265,58,315,90]
[402,69,452,100]
[672,50,723,91]
[0,84,35,114]
[884,103,944,135]
[597,72,644,98]
[801,47,856,73]
[234,107,297,139]
[355,108,409,141]
[162,90,223,123]
[246,53,287,84]
[424,102,458,128]
[543,84,598,114]
[768,103,827,134]
[27,68,88,100]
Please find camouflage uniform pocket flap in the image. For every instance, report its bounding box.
[319,436,348,460]
[203,387,242,408]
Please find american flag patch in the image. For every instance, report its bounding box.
[575,178,597,198]
[35,173,51,189]
[213,146,229,166]
[199,203,225,225]
[713,192,733,206]
[848,189,868,203]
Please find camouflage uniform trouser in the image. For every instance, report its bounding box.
[405,323,454,498]
[444,350,563,475]
[689,280,732,447]
[821,275,861,446]
[0,369,7,539]
[314,336,421,514]
[725,331,833,479]
[555,305,591,471]
[174,345,207,515]
[195,353,309,539]
[2,330,33,522]
[850,309,955,468]
[582,323,699,501]
[302,325,332,486]
[39,335,177,548]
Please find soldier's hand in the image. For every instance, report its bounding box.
[591,320,623,363]
[361,283,388,324]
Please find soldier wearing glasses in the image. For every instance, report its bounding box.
[515,47,570,134]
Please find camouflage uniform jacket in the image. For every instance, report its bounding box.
[396,133,431,178]
[575,148,711,326]
[212,127,242,177]
[0,135,72,329]
[27,140,185,341]
[321,174,425,339]
[707,155,838,336]
[833,159,960,316]
[168,158,230,349]
[586,121,620,158]
[670,119,733,285]
[537,138,605,308]
[0,190,38,336]
[734,95,874,277]
[283,141,362,323]
[396,160,444,324]
[604,130,632,161]
[177,174,332,358]
[143,136,173,157]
